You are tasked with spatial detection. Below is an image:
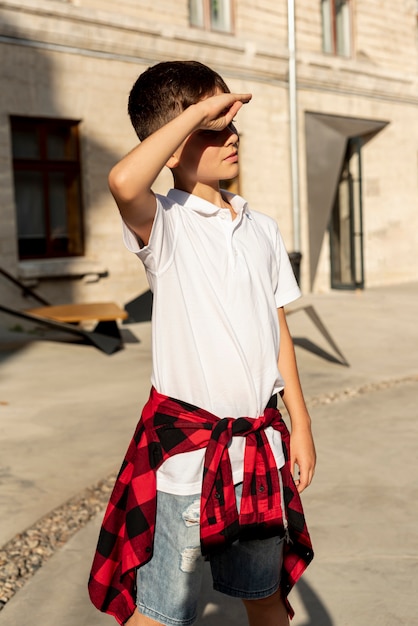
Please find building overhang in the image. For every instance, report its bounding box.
[304,112,389,288]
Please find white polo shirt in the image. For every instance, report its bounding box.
[122,189,301,494]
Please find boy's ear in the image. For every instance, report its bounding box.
[166,139,185,169]
[166,154,180,169]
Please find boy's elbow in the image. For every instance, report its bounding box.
[108,166,130,203]
[108,170,144,214]
[108,166,156,235]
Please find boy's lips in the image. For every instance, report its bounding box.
[224,151,238,163]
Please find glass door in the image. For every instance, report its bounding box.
[329,137,364,289]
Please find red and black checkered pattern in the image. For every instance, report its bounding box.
[88,387,313,624]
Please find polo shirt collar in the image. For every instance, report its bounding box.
[167,188,249,218]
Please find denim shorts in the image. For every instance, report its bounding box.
[136,483,285,626]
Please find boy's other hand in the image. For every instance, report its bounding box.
[196,92,252,133]
[290,426,316,493]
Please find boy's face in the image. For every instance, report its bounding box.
[176,124,239,184]
[172,91,240,189]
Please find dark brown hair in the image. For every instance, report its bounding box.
[128,60,230,140]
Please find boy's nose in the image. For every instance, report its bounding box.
[226,123,239,145]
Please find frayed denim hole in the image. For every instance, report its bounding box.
[181,498,201,527]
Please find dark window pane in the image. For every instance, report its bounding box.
[12,128,40,160]
[48,172,70,255]
[49,172,68,237]
[47,126,77,160]
[15,171,46,238]
[18,237,47,258]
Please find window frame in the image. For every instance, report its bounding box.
[321,0,352,57]
[10,115,85,261]
[189,0,234,34]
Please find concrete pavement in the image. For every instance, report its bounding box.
[0,282,417,625]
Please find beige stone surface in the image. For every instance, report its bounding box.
[0,282,417,625]
[0,0,417,308]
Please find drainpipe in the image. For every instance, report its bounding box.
[287,0,302,283]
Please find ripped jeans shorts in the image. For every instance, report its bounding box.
[135,483,285,626]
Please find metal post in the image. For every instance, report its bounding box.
[287,0,301,253]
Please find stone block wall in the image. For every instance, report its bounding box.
[0,0,417,313]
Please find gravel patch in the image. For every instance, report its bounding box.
[306,374,418,408]
[1,373,417,610]
[0,472,116,609]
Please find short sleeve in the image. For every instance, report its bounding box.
[120,194,177,276]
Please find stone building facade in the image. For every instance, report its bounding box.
[0,0,417,312]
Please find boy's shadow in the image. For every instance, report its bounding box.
[195,565,333,625]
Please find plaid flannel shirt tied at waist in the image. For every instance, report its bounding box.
[88,387,313,624]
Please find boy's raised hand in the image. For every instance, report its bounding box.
[196,92,252,133]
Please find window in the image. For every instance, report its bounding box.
[189,0,233,33]
[10,116,84,260]
[321,0,352,57]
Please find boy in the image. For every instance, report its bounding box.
[89,60,316,626]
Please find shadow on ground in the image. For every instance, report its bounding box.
[194,565,333,626]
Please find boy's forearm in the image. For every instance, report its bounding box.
[108,105,203,222]
[277,307,316,491]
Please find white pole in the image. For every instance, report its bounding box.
[287,0,301,252]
